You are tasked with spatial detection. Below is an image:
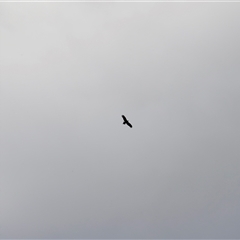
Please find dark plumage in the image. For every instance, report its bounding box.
[122,115,132,128]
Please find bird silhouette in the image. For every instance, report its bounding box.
[122,115,132,128]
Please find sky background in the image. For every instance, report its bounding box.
[1,2,240,239]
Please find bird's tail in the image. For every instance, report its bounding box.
[123,122,126,124]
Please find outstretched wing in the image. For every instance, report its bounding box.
[126,121,132,128]
[122,115,127,122]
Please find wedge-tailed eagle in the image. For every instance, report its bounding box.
[122,115,132,128]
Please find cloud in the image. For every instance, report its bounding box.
[1,2,240,238]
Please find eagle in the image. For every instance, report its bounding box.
[122,115,132,128]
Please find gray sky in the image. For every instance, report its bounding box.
[1,2,240,238]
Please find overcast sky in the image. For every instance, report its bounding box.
[1,2,240,239]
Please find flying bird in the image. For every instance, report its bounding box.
[122,115,132,128]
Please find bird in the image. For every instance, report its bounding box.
[122,115,132,128]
